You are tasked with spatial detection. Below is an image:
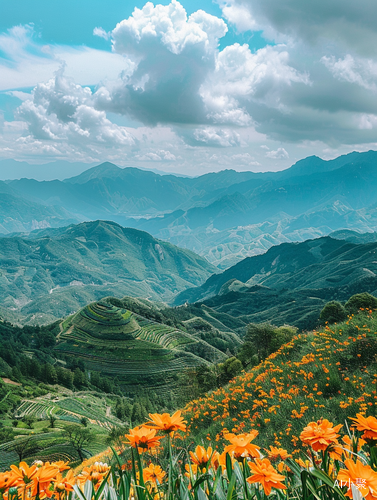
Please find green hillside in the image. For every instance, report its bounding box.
[0,220,216,324]
[174,236,377,330]
[55,298,228,396]
[183,306,377,453]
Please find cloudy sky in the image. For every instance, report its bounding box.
[1,0,377,176]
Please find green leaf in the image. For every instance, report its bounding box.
[197,485,209,500]
[225,454,233,481]
[94,471,111,500]
[193,475,212,490]
[226,474,236,500]
[73,484,89,500]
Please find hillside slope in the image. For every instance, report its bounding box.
[0,220,216,323]
[183,308,377,451]
[175,236,377,304]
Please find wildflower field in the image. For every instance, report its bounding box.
[1,310,377,499]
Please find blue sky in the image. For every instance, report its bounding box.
[0,0,376,176]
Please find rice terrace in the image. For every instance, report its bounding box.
[56,298,227,396]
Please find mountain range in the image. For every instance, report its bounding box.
[3,150,377,268]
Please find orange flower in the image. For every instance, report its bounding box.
[342,435,366,456]
[143,464,166,485]
[124,426,162,453]
[53,469,76,497]
[267,447,291,461]
[146,410,186,434]
[185,463,198,478]
[350,414,377,441]
[30,464,60,498]
[247,458,286,496]
[224,431,260,459]
[211,451,235,471]
[337,459,377,500]
[49,461,70,473]
[77,468,105,489]
[0,472,18,493]
[10,462,39,487]
[300,419,342,452]
[189,446,213,470]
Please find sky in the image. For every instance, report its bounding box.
[1,0,377,176]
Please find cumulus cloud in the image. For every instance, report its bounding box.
[219,0,377,56]
[135,149,177,161]
[230,153,260,165]
[265,147,289,159]
[193,127,242,147]
[322,54,377,91]
[16,68,134,149]
[0,24,129,91]
[201,43,309,125]
[94,0,227,125]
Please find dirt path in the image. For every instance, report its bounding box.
[57,323,73,341]
[2,377,21,386]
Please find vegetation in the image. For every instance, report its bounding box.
[182,307,377,453]
[0,220,216,324]
[1,409,377,500]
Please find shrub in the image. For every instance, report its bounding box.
[319,301,347,324]
[345,292,377,314]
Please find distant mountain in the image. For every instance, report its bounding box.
[3,150,377,270]
[0,190,79,234]
[174,236,377,308]
[0,159,96,181]
[0,220,216,324]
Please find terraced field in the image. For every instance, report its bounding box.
[14,393,119,429]
[56,299,226,396]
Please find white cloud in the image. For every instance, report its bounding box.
[230,153,260,165]
[135,149,177,161]
[0,24,131,91]
[219,0,377,56]
[193,127,241,147]
[16,68,134,149]
[218,1,257,32]
[265,147,289,159]
[201,43,309,125]
[93,27,110,40]
[322,54,377,91]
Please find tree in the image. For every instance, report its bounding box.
[43,363,58,385]
[64,425,93,462]
[217,357,242,386]
[73,368,85,388]
[49,414,57,428]
[22,415,36,429]
[0,427,14,444]
[9,436,40,461]
[80,417,88,427]
[345,293,377,314]
[320,301,347,324]
[239,322,296,365]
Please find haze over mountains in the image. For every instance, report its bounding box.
[3,150,377,268]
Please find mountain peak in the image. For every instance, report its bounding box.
[64,162,122,184]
